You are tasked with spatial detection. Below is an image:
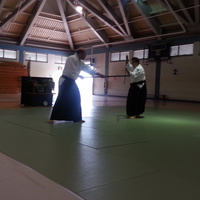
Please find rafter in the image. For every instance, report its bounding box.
[0,0,36,30]
[178,0,194,23]
[75,0,124,37]
[20,0,46,45]
[0,0,7,13]
[57,0,74,50]
[156,0,189,24]
[194,0,200,23]
[163,0,186,32]
[96,0,127,36]
[117,0,133,40]
[0,0,199,50]
[130,0,161,35]
[66,0,109,46]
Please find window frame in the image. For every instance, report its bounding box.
[170,44,194,57]
[110,51,129,62]
[0,48,17,60]
[54,55,68,64]
[24,52,48,63]
[133,49,149,59]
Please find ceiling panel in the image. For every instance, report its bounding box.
[0,0,199,50]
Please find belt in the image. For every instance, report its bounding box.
[131,80,145,85]
[61,75,70,79]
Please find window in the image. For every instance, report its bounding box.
[133,49,148,59]
[111,52,120,61]
[170,44,193,57]
[25,52,48,62]
[120,51,129,60]
[170,46,178,56]
[0,49,17,60]
[0,49,3,58]
[37,53,48,62]
[110,51,129,61]
[25,52,36,61]
[179,44,193,55]
[55,55,67,64]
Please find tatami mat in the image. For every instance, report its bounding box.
[0,152,83,200]
[0,97,200,200]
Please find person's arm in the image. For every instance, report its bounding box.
[95,72,105,78]
[125,55,134,72]
[82,61,105,78]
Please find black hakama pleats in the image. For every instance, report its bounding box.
[50,76,82,122]
[126,81,147,117]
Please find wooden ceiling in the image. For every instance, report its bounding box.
[0,0,200,51]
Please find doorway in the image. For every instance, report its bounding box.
[76,71,93,109]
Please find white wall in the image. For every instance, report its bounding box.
[160,41,200,101]
[92,53,106,95]
[23,44,200,102]
[94,43,200,102]
[93,53,156,97]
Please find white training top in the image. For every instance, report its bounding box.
[125,62,146,84]
[62,54,96,80]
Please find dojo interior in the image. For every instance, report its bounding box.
[0,0,200,200]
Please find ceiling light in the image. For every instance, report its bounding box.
[76,6,83,14]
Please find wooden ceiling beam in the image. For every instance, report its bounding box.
[117,0,133,40]
[75,0,124,36]
[0,0,7,13]
[156,0,189,24]
[96,0,127,36]
[130,0,161,35]
[66,0,110,46]
[20,0,47,46]
[57,0,74,50]
[194,0,200,23]
[0,0,36,30]
[178,0,194,23]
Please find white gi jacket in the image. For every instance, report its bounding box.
[125,62,146,88]
[62,54,96,80]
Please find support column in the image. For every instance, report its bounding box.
[154,58,161,99]
[104,48,110,95]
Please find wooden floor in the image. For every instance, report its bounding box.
[0,93,200,200]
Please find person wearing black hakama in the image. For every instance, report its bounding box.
[125,56,147,119]
[49,48,104,123]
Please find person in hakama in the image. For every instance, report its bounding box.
[125,56,147,119]
[49,48,104,123]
